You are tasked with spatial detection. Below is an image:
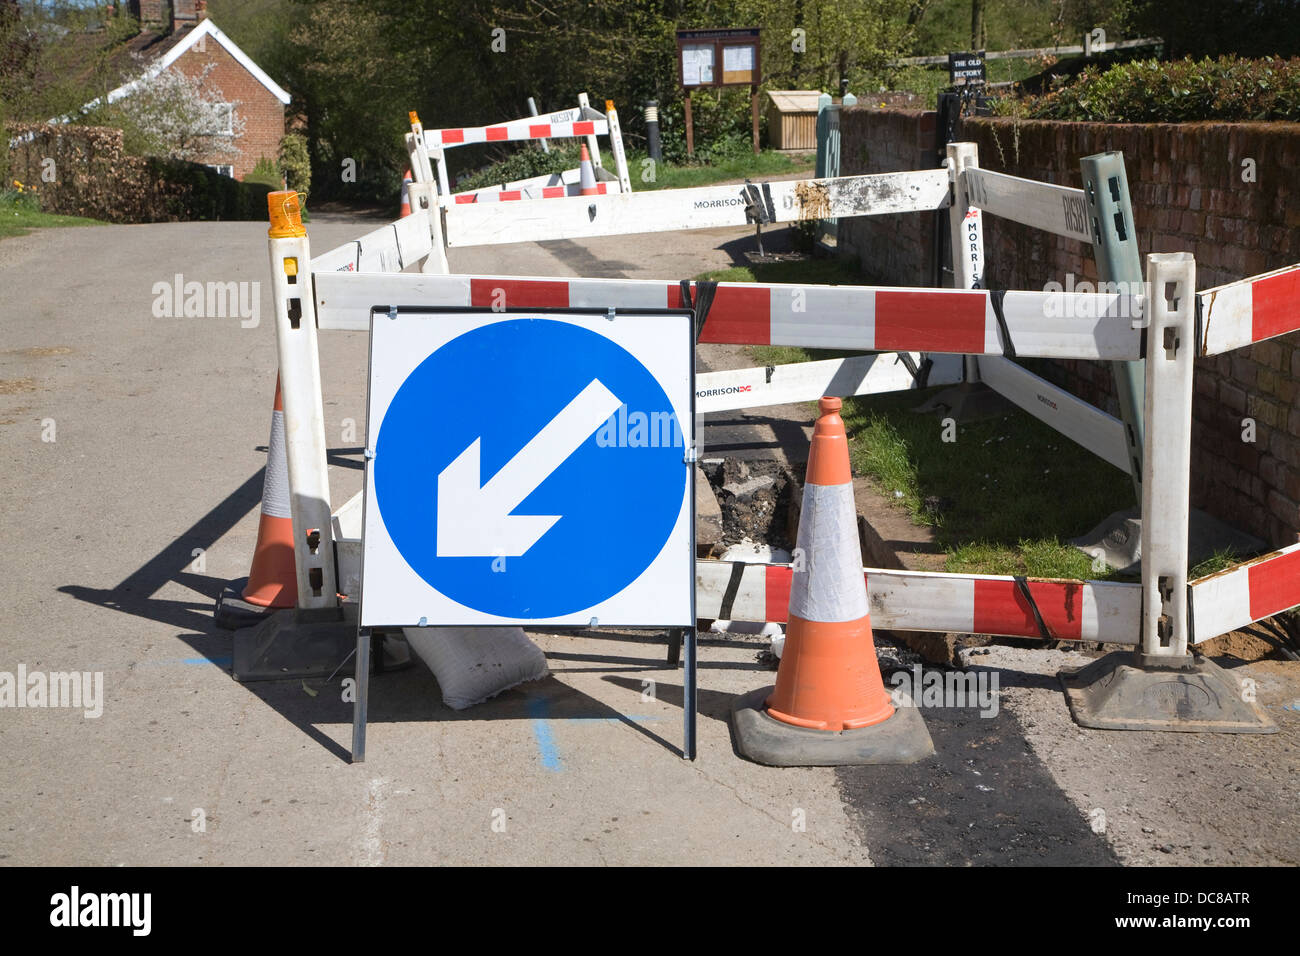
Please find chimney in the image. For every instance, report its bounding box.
[128,0,167,27]
[172,0,197,31]
[196,0,207,20]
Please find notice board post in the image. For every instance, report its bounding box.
[676,27,762,158]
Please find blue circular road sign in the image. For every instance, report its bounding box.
[374,317,687,618]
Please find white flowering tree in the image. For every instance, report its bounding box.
[101,59,245,164]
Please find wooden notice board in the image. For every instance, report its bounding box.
[676,28,760,88]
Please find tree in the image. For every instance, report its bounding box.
[739,0,918,91]
[0,1,139,122]
[1115,0,1300,58]
[95,60,246,162]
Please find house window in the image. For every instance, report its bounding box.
[214,103,234,134]
[207,164,234,177]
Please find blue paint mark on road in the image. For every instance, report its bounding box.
[527,697,563,772]
[135,655,234,668]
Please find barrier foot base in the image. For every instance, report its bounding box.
[1060,651,1278,733]
[1071,507,1267,575]
[729,687,935,766]
[214,581,281,631]
[911,382,1013,423]
[233,605,411,682]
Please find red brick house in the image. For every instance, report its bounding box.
[104,1,291,180]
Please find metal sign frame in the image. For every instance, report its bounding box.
[351,303,700,761]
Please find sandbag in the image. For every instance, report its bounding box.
[402,626,549,710]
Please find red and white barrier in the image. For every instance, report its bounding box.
[452,182,611,203]
[1189,542,1300,643]
[311,270,1145,360]
[425,116,606,147]
[1197,262,1300,356]
[410,93,633,207]
[695,560,1141,643]
[266,143,1300,668]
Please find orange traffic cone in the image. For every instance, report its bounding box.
[399,168,413,217]
[578,145,598,196]
[730,397,934,765]
[215,376,298,630]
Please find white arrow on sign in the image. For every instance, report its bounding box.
[436,378,623,557]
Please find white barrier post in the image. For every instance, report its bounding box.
[935,141,986,407]
[1061,252,1275,732]
[405,112,449,274]
[577,92,604,173]
[267,194,336,609]
[232,191,355,681]
[1138,252,1195,661]
[946,142,985,293]
[415,187,449,274]
[605,100,632,195]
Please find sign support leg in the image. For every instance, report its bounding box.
[682,626,697,760]
[351,629,371,762]
[666,629,682,666]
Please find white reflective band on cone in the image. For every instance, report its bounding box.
[789,483,870,623]
[263,409,291,520]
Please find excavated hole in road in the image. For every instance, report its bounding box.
[699,457,800,558]
[699,455,926,675]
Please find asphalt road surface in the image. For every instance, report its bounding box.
[0,208,1295,866]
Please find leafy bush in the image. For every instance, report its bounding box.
[454,144,582,193]
[246,156,283,190]
[0,187,41,212]
[0,100,8,191]
[278,132,311,198]
[1016,56,1300,123]
[657,87,761,165]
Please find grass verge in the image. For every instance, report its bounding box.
[0,192,104,239]
[696,255,1140,579]
[841,388,1134,579]
[635,149,813,191]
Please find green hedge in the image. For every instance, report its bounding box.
[145,157,273,221]
[1016,56,1300,123]
[6,124,273,223]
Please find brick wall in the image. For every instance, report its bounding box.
[172,38,284,181]
[837,107,937,287]
[839,109,1300,546]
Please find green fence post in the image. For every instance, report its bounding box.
[1081,151,1145,500]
